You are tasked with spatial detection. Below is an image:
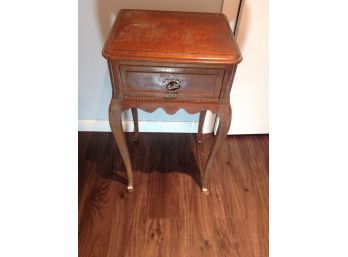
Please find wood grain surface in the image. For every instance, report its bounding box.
[120,65,224,99]
[78,132,268,257]
[102,9,242,64]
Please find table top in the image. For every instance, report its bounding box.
[103,9,242,64]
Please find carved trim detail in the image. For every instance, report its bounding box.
[123,96,220,104]
[110,99,230,115]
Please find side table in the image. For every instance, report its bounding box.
[102,9,242,193]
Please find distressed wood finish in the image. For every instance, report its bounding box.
[78,132,269,257]
[102,9,242,64]
[103,9,242,192]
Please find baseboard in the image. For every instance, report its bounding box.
[78,119,212,133]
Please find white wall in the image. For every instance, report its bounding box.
[223,0,269,134]
[78,0,222,132]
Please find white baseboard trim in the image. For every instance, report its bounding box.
[78,119,212,133]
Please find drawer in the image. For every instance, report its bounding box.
[120,65,225,99]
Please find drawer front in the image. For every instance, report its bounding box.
[120,65,225,100]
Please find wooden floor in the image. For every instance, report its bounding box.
[78,132,268,257]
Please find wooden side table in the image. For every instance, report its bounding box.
[102,9,242,193]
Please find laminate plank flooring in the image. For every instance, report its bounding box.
[78,132,268,257]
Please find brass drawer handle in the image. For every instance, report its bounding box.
[165,80,181,93]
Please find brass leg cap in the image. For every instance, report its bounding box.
[127,185,134,192]
[202,187,209,195]
[196,134,203,144]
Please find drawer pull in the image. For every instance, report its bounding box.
[165,80,181,93]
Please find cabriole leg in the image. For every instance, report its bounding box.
[202,105,231,194]
[131,108,139,142]
[196,110,207,143]
[109,101,134,192]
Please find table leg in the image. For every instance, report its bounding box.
[201,105,231,194]
[109,101,134,192]
[131,108,139,142]
[196,110,207,144]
